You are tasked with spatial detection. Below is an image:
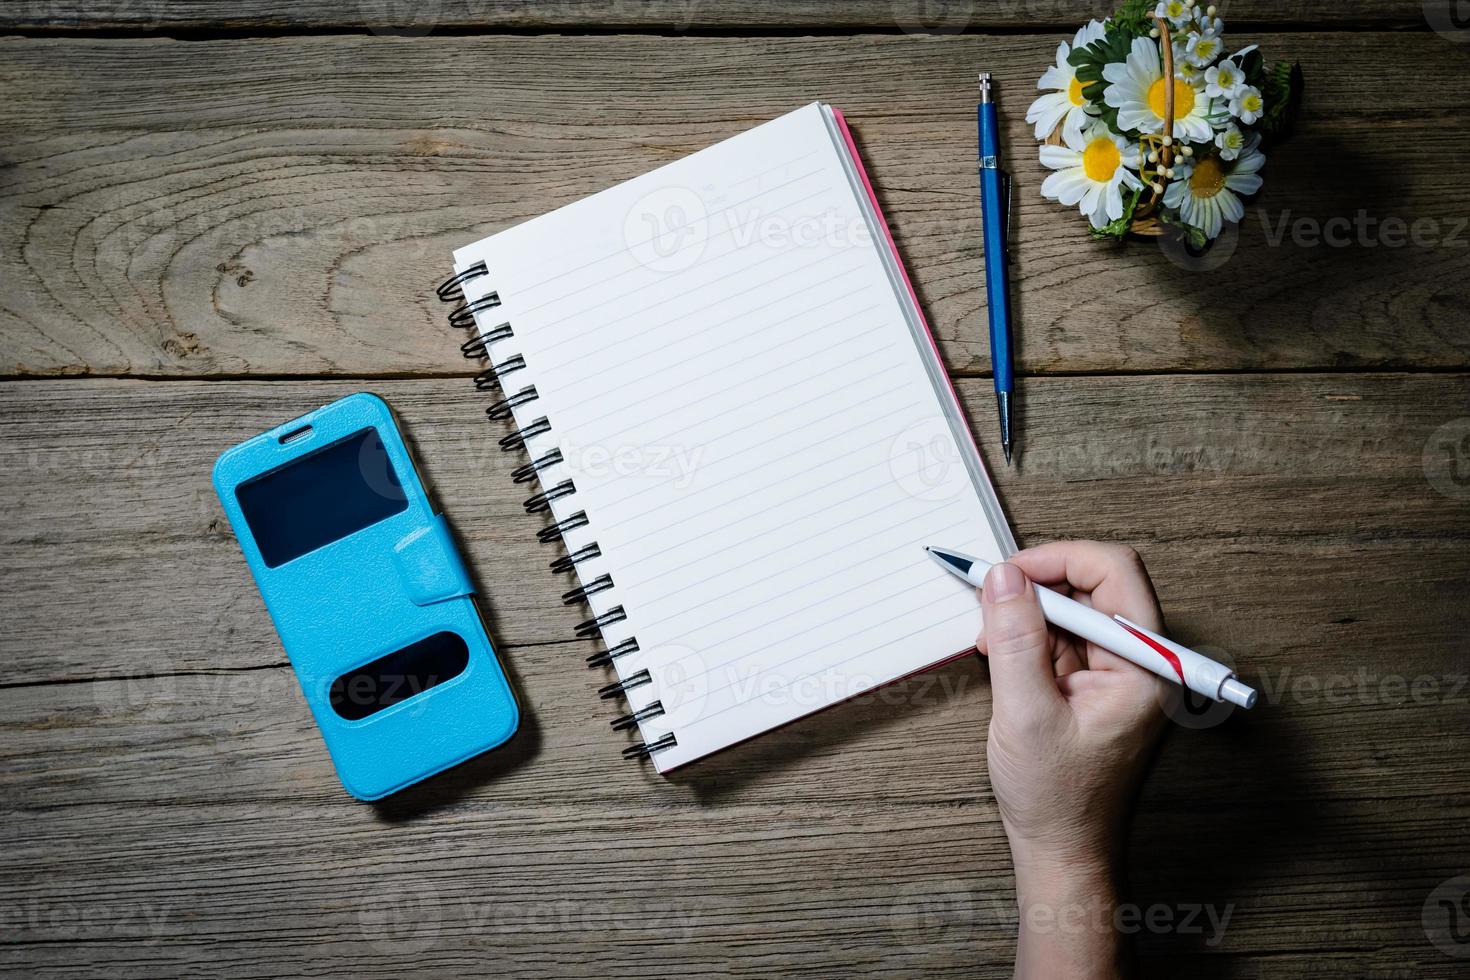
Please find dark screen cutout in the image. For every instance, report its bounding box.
[236,427,407,568]
[329,631,470,721]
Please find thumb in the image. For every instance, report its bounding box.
[980,562,1062,725]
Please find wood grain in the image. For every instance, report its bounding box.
[1,663,1467,978]
[2,374,1465,684]
[1,376,1467,977]
[3,33,1468,379]
[3,10,1469,977]
[0,0,1443,33]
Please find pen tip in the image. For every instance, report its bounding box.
[995,392,1013,466]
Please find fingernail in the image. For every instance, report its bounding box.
[985,562,1027,602]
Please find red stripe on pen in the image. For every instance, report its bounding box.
[1116,619,1186,684]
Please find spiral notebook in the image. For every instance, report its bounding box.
[437,102,1016,771]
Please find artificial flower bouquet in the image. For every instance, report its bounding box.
[1027,0,1301,248]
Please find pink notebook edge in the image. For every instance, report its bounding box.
[830,107,1014,554]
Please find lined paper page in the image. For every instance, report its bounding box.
[453,103,1010,770]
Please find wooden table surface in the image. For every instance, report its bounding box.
[3,3,1468,977]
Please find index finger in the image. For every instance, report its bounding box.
[1007,540,1163,632]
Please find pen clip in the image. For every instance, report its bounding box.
[1002,169,1013,245]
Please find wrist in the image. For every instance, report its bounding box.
[1007,840,1129,980]
[1006,830,1121,891]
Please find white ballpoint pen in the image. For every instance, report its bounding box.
[927,546,1258,709]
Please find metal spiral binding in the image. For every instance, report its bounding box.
[623,733,677,760]
[525,479,576,514]
[474,354,526,390]
[461,323,513,359]
[499,417,551,452]
[449,292,501,328]
[550,542,600,574]
[586,637,638,669]
[598,669,652,700]
[562,574,614,605]
[611,701,664,732]
[436,261,487,303]
[538,510,589,544]
[514,448,563,484]
[437,266,675,764]
[576,605,626,638]
[485,386,538,422]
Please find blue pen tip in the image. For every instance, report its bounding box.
[927,547,974,576]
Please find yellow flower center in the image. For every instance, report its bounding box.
[1189,157,1227,199]
[1147,77,1196,121]
[1082,137,1121,182]
[1241,92,1262,113]
[1067,77,1087,106]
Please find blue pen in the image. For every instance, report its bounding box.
[978,72,1016,464]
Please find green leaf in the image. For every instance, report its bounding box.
[1108,0,1155,36]
[1159,210,1209,250]
[1237,48,1266,88]
[1258,60,1304,142]
[1087,183,1145,241]
[1067,26,1135,135]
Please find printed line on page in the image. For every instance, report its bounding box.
[587,334,895,451]
[603,405,922,557]
[684,601,978,723]
[502,177,846,334]
[581,365,901,525]
[471,160,829,302]
[599,390,913,561]
[644,531,970,681]
[550,269,873,392]
[628,504,969,633]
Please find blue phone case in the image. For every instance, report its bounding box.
[212,392,518,800]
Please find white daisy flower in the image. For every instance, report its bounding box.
[1193,10,1224,34]
[1162,135,1266,239]
[1072,18,1107,49]
[1025,20,1108,143]
[1185,29,1224,68]
[1154,0,1193,28]
[1214,122,1246,160]
[1203,60,1243,100]
[1103,36,1217,142]
[1171,37,1192,67]
[1039,119,1144,229]
[1229,85,1265,124]
[1177,60,1205,87]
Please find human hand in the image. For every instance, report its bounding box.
[976,541,1168,978]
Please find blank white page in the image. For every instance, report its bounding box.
[452,102,1014,771]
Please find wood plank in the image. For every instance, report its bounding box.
[2,33,1467,378]
[2,374,1468,977]
[1,373,1465,683]
[4,624,1467,813]
[0,0,1441,32]
[1,667,1467,977]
